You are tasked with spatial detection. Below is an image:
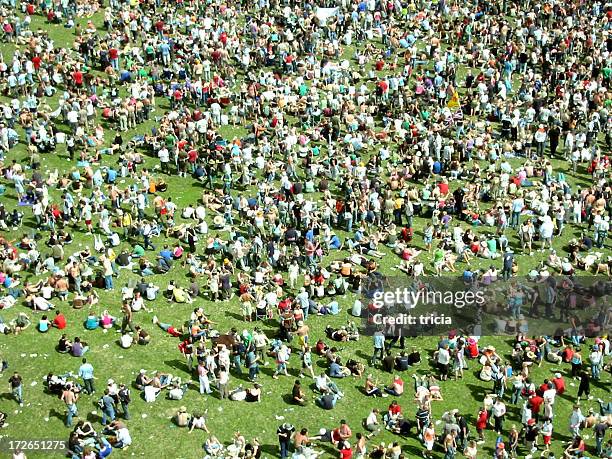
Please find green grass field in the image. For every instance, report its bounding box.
[0,7,610,459]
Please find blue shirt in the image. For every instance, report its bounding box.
[159,249,173,262]
[107,169,117,183]
[329,362,344,378]
[79,363,94,380]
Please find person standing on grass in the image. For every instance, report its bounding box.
[492,398,507,435]
[371,330,385,366]
[443,429,457,459]
[197,359,212,395]
[218,365,230,400]
[576,370,591,401]
[100,389,116,425]
[8,371,23,406]
[422,423,435,458]
[435,344,451,381]
[120,301,135,334]
[272,344,290,379]
[61,384,78,427]
[277,423,295,459]
[118,383,131,420]
[78,358,95,395]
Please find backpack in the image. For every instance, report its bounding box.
[118,388,130,404]
[97,397,105,410]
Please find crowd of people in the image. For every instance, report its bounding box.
[0,0,610,456]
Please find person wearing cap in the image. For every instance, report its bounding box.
[175,405,190,428]
[493,441,508,459]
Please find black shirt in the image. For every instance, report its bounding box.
[319,394,335,410]
[594,422,607,438]
[277,425,295,442]
[9,375,22,388]
[395,356,410,371]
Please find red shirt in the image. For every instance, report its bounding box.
[552,377,565,395]
[73,71,83,85]
[32,56,41,70]
[438,182,449,195]
[53,314,67,329]
[109,48,119,60]
[388,403,402,416]
[529,395,544,414]
[476,411,488,430]
[340,448,353,459]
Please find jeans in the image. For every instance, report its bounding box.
[120,402,130,420]
[66,403,77,426]
[279,440,290,459]
[104,275,113,290]
[83,378,95,394]
[102,407,115,425]
[591,363,601,380]
[371,347,384,364]
[316,393,338,409]
[510,211,520,228]
[596,436,604,455]
[510,387,521,404]
[248,366,259,381]
[12,385,22,403]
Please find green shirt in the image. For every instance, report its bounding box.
[132,245,145,257]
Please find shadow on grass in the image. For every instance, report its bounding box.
[164,359,191,375]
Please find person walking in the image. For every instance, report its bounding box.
[120,301,135,334]
[8,371,23,406]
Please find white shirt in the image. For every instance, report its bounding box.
[437,348,450,365]
[120,334,133,348]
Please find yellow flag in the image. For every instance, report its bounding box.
[447,91,460,109]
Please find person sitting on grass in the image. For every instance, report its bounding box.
[102,420,132,449]
[204,435,224,456]
[37,314,52,332]
[84,311,99,330]
[316,388,339,410]
[292,380,307,406]
[315,373,344,397]
[175,406,190,427]
[229,383,262,402]
[188,410,210,433]
[71,337,89,357]
[134,369,152,391]
[364,375,386,398]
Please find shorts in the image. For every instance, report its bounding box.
[424,235,433,244]
[543,435,551,445]
[425,440,434,451]
[438,363,449,375]
[85,219,92,226]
